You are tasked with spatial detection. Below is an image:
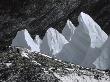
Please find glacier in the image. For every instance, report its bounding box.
[34,35,42,49]
[56,26,91,64]
[11,29,40,52]
[62,19,76,41]
[78,12,108,48]
[79,12,108,68]
[56,12,108,67]
[11,12,110,70]
[40,27,68,56]
[94,36,110,69]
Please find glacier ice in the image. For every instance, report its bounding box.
[56,12,108,66]
[78,12,108,48]
[11,29,40,52]
[93,36,110,69]
[55,12,92,64]
[34,35,42,49]
[79,12,108,68]
[62,19,76,41]
[11,12,110,70]
[56,25,91,64]
[40,27,68,56]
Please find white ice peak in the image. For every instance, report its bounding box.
[78,12,108,48]
[34,35,42,48]
[40,27,68,56]
[78,12,108,67]
[11,29,40,52]
[62,19,76,41]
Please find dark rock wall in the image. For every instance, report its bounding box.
[0,0,110,49]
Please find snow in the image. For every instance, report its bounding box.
[93,36,110,69]
[62,19,76,41]
[5,63,12,67]
[11,29,40,52]
[40,53,52,59]
[40,27,68,56]
[32,60,41,66]
[21,51,29,58]
[34,35,42,49]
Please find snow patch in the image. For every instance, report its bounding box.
[21,51,29,58]
[5,63,12,67]
[32,60,41,66]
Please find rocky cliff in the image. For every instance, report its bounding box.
[0,0,110,50]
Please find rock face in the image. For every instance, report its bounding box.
[40,28,68,56]
[62,19,76,41]
[11,29,40,52]
[0,0,110,49]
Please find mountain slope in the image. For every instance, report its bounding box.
[0,47,109,82]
